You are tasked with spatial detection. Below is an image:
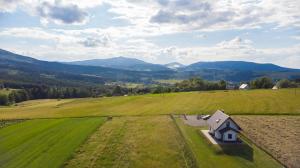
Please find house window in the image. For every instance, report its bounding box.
[228,134,232,139]
[226,121,230,127]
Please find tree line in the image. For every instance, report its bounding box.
[0,77,299,106]
[249,77,299,89]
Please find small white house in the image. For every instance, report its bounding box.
[239,83,249,90]
[272,85,279,90]
[207,110,241,142]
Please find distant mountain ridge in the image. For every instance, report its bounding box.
[0,49,175,86]
[0,48,299,85]
[68,57,171,71]
[182,61,297,72]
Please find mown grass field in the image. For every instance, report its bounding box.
[65,116,194,168]
[0,89,299,119]
[174,117,282,168]
[0,117,105,168]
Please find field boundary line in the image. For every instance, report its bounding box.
[170,114,199,168]
[63,117,108,168]
[2,113,300,121]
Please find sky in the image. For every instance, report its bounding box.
[0,0,300,68]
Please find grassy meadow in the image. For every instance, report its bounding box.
[65,116,195,168]
[0,89,299,119]
[174,117,282,168]
[0,118,105,168]
[0,89,296,167]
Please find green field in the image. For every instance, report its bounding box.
[0,89,299,119]
[0,89,295,167]
[0,89,15,95]
[155,79,183,84]
[174,117,281,168]
[65,116,194,168]
[0,118,105,168]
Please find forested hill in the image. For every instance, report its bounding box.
[0,49,175,87]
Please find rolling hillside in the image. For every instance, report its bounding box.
[0,49,175,86]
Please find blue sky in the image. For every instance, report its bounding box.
[0,0,300,68]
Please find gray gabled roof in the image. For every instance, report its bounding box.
[207,110,241,131]
[207,110,229,130]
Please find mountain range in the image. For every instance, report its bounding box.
[0,48,299,87]
[68,57,170,71]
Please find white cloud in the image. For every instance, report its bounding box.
[1,28,300,68]
[291,36,300,40]
[2,0,300,31]
[0,0,22,13]
[37,1,89,25]
[1,0,300,68]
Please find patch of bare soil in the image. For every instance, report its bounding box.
[233,116,300,168]
[0,119,24,129]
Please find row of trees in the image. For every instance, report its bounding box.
[0,86,129,105]
[249,77,299,89]
[148,78,226,94]
[1,77,299,106]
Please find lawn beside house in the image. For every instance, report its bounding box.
[174,117,282,168]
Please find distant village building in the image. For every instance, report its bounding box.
[207,110,241,142]
[226,83,237,90]
[272,85,279,90]
[239,83,249,90]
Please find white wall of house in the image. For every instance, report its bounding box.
[215,131,222,139]
[223,130,237,141]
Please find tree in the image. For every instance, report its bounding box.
[0,83,4,89]
[112,86,123,96]
[250,77,273,89]
[0,94,9,106]
[277,79,297,88]
[218,80,226,90]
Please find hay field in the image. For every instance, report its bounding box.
[233,115,300,168]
